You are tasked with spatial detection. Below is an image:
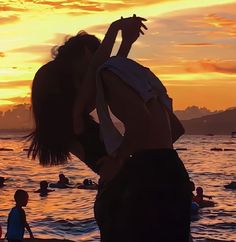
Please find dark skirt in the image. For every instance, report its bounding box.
[94,149,192,242]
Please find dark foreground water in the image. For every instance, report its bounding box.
[0,133,235,242]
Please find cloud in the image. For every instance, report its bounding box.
[189,10,236,38]
[0,80,31,89]
[132,3,236,68]
[22,0,113,12]
[186,60,236,74]
[0,15,20,24]
[10,43,54,53]
[0,5,26,12]
[3,0,174,14]
[176,43,216,47]
[31,0,103,11]
[0,52,5,57]
[203,13,236,28]
[9,43,54,61]
[1,96,31,103]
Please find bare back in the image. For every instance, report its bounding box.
[101,70,173,161]
[145,97,173,149]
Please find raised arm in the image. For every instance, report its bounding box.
[116,15,147,57]
[73,20,121,130]
[73,16,147,134]
[92,15,147,69]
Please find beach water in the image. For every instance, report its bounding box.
[0,133,235,242]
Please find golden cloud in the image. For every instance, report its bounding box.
[3,0,174,14]
[9,43,54,55]
[0,15,20,24]
[0,52,5,57]
[1,96,31,103]
[204,13,236,28]
[186,59,236,74]
[0,80,31,89]
[0,4,26,12]
[191,12,236,38]
[176,43,216,47]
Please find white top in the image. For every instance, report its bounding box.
[96,56,173,154]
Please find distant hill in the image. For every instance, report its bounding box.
[181,109,236,135]
[174,105,220,120]
[0,104,235,135]
[114,109,236,135]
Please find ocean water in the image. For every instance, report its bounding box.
[0,133,235,242]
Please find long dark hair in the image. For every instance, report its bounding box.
[27,32,101,166]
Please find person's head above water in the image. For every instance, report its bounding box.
[27,32,101,166]
[59,173,65,181]
[83,179,90,186]
[196,186,203,195]
[0,177,5,185]
[40,180,48,190]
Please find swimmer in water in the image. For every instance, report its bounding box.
[77,178,98,190]
[35,180,54,196]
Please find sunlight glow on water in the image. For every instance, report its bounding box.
[0,133,236,241]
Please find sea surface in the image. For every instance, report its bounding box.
[0,132,235,242]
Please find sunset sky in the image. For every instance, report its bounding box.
[0,0,236,111]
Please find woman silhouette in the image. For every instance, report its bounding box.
[28,15,149,241]
[28,15,191,242]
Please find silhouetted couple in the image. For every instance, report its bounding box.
[28,15,191,242]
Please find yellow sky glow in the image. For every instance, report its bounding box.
[0,0,236,110]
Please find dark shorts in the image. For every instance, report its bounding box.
[94,149,192,242]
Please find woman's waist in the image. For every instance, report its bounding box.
[130,138,173,155]
[129,147,176,160]
[125,148,189,182]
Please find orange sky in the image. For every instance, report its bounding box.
[0,0,236,111]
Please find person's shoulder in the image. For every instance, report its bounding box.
[33,61,55,88]
[18,207,26,219]
[8,206,25,217]
[106,56,136,65]
[35,60,49,70]
[34,61,57,78]
[8,206,16,214]
[18,206,25,213]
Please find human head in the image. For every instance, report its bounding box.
[83,179,90,186]
[0,177,5,185]
[14,189,29,207]
[52,31,100,64]
[59,173,65,181]
[40,180,48,189]
[196,187,203,195]
[27,32,100,166]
